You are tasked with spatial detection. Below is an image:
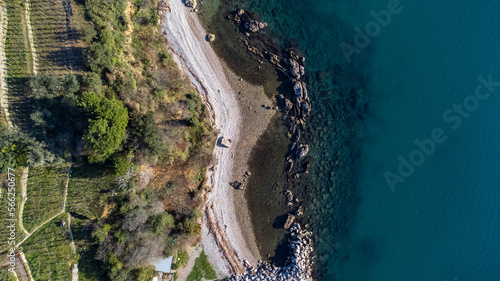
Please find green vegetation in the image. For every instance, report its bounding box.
[70,216,108,281]
[0,270,17,281]
[23,214,78,281]
[0,125,62,173]
[29,0,86,74]
[79,92,129,163]
[0,170,26,252]
[66,164,116,219]
[23,165,69,232]
[172,249,188,270]
[186,250,217,281]
[5,0,34,130]
[1,0,215,279]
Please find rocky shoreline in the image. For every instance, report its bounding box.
[227,9,315,280]
[227,223,314,281]
[229,9,312,172]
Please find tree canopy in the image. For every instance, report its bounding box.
[0,126,62,172]
[79,92,129,163]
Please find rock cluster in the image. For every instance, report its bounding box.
[229,9,268,33]
[226,223,314,281]
[226,9,315,280]
[269,49,312,168]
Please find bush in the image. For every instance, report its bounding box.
[113,156,131,176]
[179,210,202,235]
[150,212,175,234]
[83,72,103,93]
[132,266,156,281]
[27,74,80,99]
[131,113,168,158]
[93,224,111,242]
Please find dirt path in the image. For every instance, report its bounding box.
[71,264,78,281]
[67,213,76,254]
[16,252,34,281]
[19,167,29,237]
[68,213,78,281]
[24,0,38,74]
[0,3,11,127]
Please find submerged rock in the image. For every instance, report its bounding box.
[284,214,295,229]
[244,20,268,32]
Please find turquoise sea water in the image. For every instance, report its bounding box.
[240,0,500,280]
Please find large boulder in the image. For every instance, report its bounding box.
[185,0,197,8]
[293,81,308,100]
[219,137,232,148]
[286,58,305,79]
[244,20,268,32]
[206,33,216,42]
[296,144,309,158]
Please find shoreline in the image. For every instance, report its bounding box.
[161,0,273,276]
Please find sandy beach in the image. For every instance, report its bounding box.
[161,0,277,277]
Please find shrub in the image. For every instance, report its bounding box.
[131,113,168,158]
[113,156,131,176]
[150,212,175,234]
[133,266,156,281]
[93,224,112,242]
[83,72,103,93]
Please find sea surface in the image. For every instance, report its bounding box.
[232,0,500,280]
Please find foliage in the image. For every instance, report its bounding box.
[131,112,168,158]
[83,72,103,93]
[93,224,112,242]
[23,214,79,281]
[0,270,17,281]
[0,126,63,172]
[79,92,129,162]
[186,250,217,281]
[23,165,69,232]
[113,155,131,176]
[179,210,202,235]
[132,266,156,281]
[172,249,188,270]
[27,74,80,100]
[151,212,175,234]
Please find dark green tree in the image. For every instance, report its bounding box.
[79,92,129,163]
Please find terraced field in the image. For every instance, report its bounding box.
[29,0,85,75]
[0,169,26,253]
[22,164,70,232]
[4,0,35,130]
[22,213,78,281]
